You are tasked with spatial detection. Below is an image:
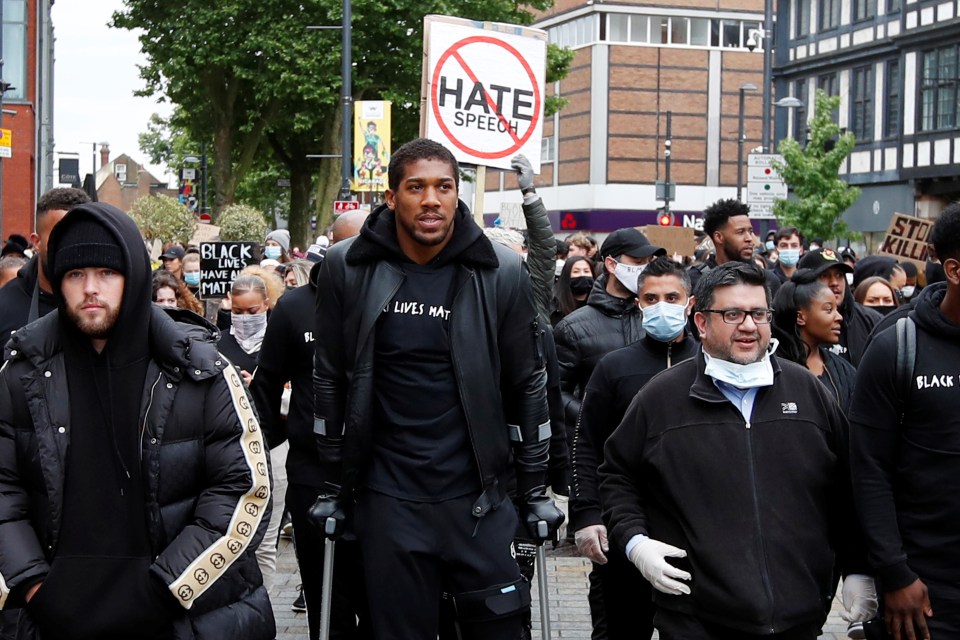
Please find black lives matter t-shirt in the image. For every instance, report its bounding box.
[366,262,479,501]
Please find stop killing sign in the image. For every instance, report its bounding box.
[423,17,547,172]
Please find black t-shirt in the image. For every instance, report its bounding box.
[366,262,478,501]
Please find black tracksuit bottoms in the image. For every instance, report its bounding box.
[355,490,526,640]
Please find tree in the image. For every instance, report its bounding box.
[127,194,197,245]
[772,89,861,241]
[218,203,269,242]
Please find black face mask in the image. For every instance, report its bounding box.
[570,276,594,295]
[872,305,898,316]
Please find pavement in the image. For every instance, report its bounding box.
[270,535,854,639]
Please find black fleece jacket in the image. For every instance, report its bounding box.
[600,350,866,634]
[850,282,960,592]
[836,292,882,367]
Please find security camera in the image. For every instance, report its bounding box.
[746,29,761,52]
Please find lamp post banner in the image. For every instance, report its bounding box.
[422,15,547,172]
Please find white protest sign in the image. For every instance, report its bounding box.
[423,16,546,172]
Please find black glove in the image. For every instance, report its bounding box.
[307,495,347,540]
[519,487,565,543]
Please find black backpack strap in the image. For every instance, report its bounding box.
[895,316,916,423]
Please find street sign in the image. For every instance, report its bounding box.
[422,16,547,172]
[746,183,788,201]
[746,153,786,220]
[334,200,360,215]
[0,128,12,158]
[748,153,784,168]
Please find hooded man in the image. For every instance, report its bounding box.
[310,138,562,639]
[0,203,275,640]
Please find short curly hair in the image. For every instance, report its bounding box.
[703,199,751,238]
[388,138,459,192]
[930,201,960,262]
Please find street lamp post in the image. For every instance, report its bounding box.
[738,83,757,202]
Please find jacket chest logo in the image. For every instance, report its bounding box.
[781,402,798,414]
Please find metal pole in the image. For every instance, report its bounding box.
[200,142,208,215]
[0,0,5,237]
[339,0,352,200]
[761,1,773,152]
[738,88,746,202]
[536,542,551,640]
[319,537,336,640]
[664,111,672,213]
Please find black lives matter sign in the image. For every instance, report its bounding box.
[424,18,547,172]
[199,242,257,299]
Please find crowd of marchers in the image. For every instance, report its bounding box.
[0,137,957,640]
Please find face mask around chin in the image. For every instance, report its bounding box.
[703,339,779,389]
[613,261,646,294]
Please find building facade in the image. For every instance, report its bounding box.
[0,0,54,239]
[482,0,771,232]
[95,148,176,212]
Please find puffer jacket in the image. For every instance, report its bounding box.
[0,306,275,640]
[553,273,643,426]
[313,202,550,513]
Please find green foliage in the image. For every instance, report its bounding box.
[217,203,269,242]
[545,44,575,117]
[772,90,861,241]
[127,194,197,245]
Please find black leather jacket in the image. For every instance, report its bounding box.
[313,203,550,515]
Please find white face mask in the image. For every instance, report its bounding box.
[845,273,854,286]
[613,261,646,294]
[231,312,268,353]
[704,339,779,389]
[901,285,916,298]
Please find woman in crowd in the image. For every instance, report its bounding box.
[218,274,269,386]
[280,259,313,289]
[152,269,203,314]
[853,276,900,315]
[264,229,292,264]
[772,269,857,410]
[551,255,596,326]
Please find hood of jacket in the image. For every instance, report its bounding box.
[345,200,499,269]
[910,281,960,339]
[45,203,153,367]
[586,272,639,318]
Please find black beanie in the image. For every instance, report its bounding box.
[52,216,125,283]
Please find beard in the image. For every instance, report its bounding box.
[65,297,122,339]
[402,216,454,248]
[707,331,770,365]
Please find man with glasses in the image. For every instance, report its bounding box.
[599,262,876,639]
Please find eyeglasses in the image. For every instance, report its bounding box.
[701,308,773,324]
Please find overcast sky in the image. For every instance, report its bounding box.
[52,1,173,184]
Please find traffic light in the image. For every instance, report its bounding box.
[658,211,675,226]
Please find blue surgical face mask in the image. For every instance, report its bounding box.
[613,261,646,294]
[778,248,801,267]
[765,240,775,251]
[641,300,689,342]
[264,246,282,260]
[184,272,200,287]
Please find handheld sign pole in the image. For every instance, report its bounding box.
[536,520,552,640]
[318,519,337,640]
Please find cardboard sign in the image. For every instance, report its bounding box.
[642,225,697,258]
[422,15,546,171]
[189,222,221,246]
[199,242,257,299]
[878,212,932,268]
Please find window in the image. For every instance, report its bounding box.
[794,80,808,145]
[671,17,689,45]
[722,20,741,47]
[795,0,810,37]
[819,0,840,31]
[2,0,26,100]
[887,0,901,13]
[651,16,668,44]
[853,0,876,22]
[630,16,650,43]
[920,46,959,131]
[549,15,598,48]
[690,18,710,45]
[885,59,900,138]
[541,136,555,163]
[609,14,629,42]
[599,14,769,50]
[851,66,873,141]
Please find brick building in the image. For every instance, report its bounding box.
[482,0,773,232]
[94,146,176,212]
[0,0,54,240]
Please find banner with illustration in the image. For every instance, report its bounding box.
[352,101,392,192]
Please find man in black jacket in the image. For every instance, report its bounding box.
[600,262,875,639]
[572,257,699,639]
[797,248,881,367]
[0,203,275,640]
[0,188,90,341]
[850,204,960,639]
[310,138,562,640]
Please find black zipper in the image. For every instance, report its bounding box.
[744,417,777,633]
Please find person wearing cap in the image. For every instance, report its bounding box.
[0,188,91,342]
[689,199,782,297]
[264,229,291,264]
[797,248,881,367]
[160,244,186,280]
[600,261,875,639]
[0,203,276,639]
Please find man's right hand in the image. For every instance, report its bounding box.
[307,495,347,540]
[25,582,42,603]
[884,579,932,640]
[574,525,609,565]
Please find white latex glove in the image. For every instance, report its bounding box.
[575,525,609,565]
[627,536,692,596]
[510,154,535,191]
[840,574,878,623]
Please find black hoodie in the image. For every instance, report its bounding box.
[0,256,58,341]
[850,282,960,593]
[29,204,174,639]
